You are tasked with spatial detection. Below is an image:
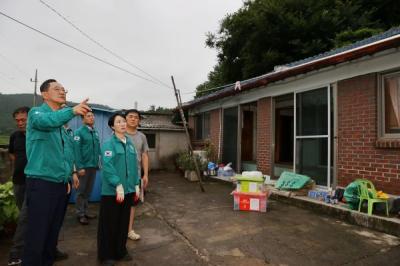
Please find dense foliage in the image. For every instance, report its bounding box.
[196,0,400,97]
[0,182,19,232]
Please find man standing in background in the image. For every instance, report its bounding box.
[125,109,149,241]
[8,106,29,266]
[74,111,101,225]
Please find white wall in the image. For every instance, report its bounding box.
[148,131,188,170]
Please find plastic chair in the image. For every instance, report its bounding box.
[356,179,389,216]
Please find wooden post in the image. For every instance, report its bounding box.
[171,76,205,192]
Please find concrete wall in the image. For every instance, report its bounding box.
[337,73,400,195]
[147,131,188,170]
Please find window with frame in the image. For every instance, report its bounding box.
[380,71,400,138]
[195,112,210,140]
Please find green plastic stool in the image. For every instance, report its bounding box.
[356,179,389,216]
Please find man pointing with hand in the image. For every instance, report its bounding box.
[23,79,91,266]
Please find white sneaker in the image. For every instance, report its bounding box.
[128,230,141,240]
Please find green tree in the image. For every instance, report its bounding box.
[196,0,400,97]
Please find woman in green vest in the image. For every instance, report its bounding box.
[97,112,139,266]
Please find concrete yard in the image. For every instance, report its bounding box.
[1,171,400,265]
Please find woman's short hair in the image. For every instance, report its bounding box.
[107,111,126,128]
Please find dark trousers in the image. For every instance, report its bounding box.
[76,168,97,217]
[97,193,132,262]
[22,179,67,266]
[13,183,26,210]
[9,185,28,259]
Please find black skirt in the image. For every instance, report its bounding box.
[97,193,133,261]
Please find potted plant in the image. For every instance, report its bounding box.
[176,151,191,178]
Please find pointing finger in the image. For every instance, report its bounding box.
[81,98,89,105]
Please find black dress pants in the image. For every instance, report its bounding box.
[97,193,132,262]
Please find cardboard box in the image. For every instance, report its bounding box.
[308,190,329,201]
[232,191,268,212]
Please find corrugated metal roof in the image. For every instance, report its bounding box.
[285,27,400,68]
[184,26,400,108]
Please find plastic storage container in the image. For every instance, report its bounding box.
[234,175,265,193]
[232,191,268,212]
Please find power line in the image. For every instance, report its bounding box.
[0,10,167,88]
[0,50,31,79]
[39,0,172,89]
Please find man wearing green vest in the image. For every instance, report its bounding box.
[74,111,101,225]
[23,79,91,266]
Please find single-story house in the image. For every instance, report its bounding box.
[183,27,400,195]
[139,113,188,170]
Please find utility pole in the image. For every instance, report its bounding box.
[171,75,205,192]
[30,69,38,106]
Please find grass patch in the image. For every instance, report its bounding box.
[0,135,9,146]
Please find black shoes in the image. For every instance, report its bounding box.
[54,248,69,261]
[85,213,97,219]
[7,258,22,266]
[7,249,68,265]
[78,216,89,225]
[101,260,116,266]
[120,253,133,261]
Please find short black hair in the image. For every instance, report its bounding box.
[12,106,30,118]
[40,79,57,92]
[81,110,94,119]
[107,111,126,129]
[125,109,142,119]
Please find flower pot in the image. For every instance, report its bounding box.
[184,170,190,179]
[188,171,199,181]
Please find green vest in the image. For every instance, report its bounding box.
[25,103,76,183]
[101,135,139,196]
[74,125,101,169]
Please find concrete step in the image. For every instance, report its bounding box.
[270,189,400,237]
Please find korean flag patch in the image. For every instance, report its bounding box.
[74,136,80,141]
[104,151,113,157]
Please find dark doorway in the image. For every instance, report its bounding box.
[275,108,293,164]
[241,110,254,161]
[273,94,294,178]
[222,107,238,168]
[240,102,257,171]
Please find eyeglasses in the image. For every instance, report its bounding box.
[52,88,68,94]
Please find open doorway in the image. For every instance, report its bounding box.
[273,94,294,179]
[241,102,257,171]
[222,107,238,169]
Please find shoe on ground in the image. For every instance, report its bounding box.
[128,230,141,240]
[119,253,133,261]
[78,216,89,225]
[101,260,116,266]
[85,213,97,219]
[8,258,22,266]
[54,248,68,261]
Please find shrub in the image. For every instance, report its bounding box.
[176,151,206,171]
[0,181,19,232]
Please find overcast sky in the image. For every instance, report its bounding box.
[0,0,243,110]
